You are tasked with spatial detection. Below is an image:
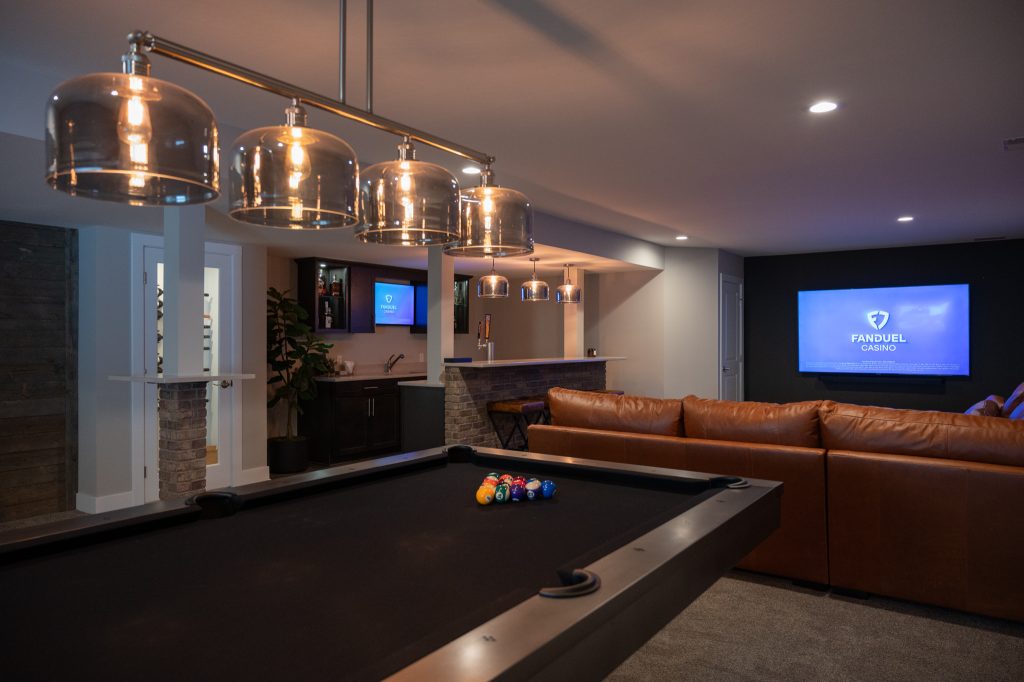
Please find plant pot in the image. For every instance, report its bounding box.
[268,437,309,474]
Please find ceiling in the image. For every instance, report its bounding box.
[1,0,1022,259]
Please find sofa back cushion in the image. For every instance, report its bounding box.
[820,401,1024,467]
[547,387,682,436]
[682,396,823,448]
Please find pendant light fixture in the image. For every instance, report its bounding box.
[445,162,533,257]
[229,99,358,229]
[521,257,549,302]
[478,257,509,298]
[556,263,582,304]
[356,136,460,245]
[45,32,219,206]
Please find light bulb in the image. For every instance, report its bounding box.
[286,127,310,191]
[117,76,152,167]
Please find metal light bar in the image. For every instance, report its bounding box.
[129,31,491,164]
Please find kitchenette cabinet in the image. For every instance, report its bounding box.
[300,376,423,463]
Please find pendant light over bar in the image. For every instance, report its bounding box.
[478,257,509,298]
[356,137,460,245]
[445,162,533,257]
[556,263,582,304]
[521,257,549,302]
[45,37,219,206]
[230,99,359,228]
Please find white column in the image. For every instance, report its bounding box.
[162,206,206,376]
[563,265,585,358]
[427,246,455,382]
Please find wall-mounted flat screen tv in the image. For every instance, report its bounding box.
[374,282,415,326]
[798,284,969,376]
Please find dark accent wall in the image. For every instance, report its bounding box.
[744,239,1024,411]
[0,221,78,521]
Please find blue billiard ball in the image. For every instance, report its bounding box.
[541,480,557,499]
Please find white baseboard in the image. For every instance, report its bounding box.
[236,466,270,486]
[76,490,136,514]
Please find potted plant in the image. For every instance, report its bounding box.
[267,287,333,473]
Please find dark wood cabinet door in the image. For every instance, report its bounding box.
[366,393,400,450]
[334,394,370,456]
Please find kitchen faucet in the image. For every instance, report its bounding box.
[384,353,405,374]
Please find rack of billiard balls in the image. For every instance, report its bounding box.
[476,473,556,505]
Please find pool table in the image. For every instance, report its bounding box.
[0,446,781,681]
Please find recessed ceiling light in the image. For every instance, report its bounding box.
[462,166,480,174]
[675,235,689,241]
[809,101,838,114]
[897,216,914,222]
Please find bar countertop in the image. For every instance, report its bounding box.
[444,356,624,369]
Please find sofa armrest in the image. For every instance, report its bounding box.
[828,450,1024,621]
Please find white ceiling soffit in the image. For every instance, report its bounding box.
[1,0,1022,257]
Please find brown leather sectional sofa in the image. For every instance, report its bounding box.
[528,387,1024,621]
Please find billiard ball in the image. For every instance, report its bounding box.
[512,476,526,488]
[475,486,494,505]
[498,474,514,485]
[541,480,557,499]
[525,479,542,500]
[481,476,498,489]
[510,484,526,502]
[493,483,511,504]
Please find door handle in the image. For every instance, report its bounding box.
[722,367,731,372]
[218,380,233,388]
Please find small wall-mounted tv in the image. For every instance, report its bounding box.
[798,284,969,376]
[374,282,415,326]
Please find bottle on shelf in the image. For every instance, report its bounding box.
[318,270,327,296]
[330,274,341,296]
[323,299,333,329]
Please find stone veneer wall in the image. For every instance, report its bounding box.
[158,382,208,500]
[444,362,606,447]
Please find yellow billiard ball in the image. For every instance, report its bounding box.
[475,486,495,505]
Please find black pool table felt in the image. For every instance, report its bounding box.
[1,459,719,681]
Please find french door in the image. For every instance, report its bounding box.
[138,241,240,501]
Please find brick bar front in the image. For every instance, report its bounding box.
[444,361,606,447]
[157,382,208,500]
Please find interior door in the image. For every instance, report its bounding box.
[720,275,744,401]
[142,246,236,500]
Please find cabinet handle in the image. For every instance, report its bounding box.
[363,386,379,390]
[371,397,375,417]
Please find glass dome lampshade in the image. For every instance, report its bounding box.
[555,263,582,304]
[45,42,219,206]
[229,100,359,229]
[478,257,509,298]
[445,164,533,257]
[356,137,460,245]
[521,257,549,302]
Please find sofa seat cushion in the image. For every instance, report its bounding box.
[547,387,682,436]
[682,396,823,448]
[820,401,1024,467]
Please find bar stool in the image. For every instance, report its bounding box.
[487,398,547,450]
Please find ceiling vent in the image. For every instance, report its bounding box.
[1002,137,1024,151]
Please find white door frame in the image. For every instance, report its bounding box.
[718,273,744,401]
[129,233,243,504]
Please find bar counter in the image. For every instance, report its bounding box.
[444,356,624,447]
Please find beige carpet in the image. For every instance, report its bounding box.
[608,571,1024,681]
